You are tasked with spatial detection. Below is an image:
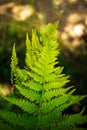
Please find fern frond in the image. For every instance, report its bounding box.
[16,84,41,103]
[39,109,62,129]
[56,108,87,130]
[22,80,42,92]
[25,33,33,69]
[41,94,72,114]
[40,94,86,121]
[11,44,18,84]
[25,31,42,69]
[0,110,37,129]
[17,69,28,81]
[40,22,58,44]
[2,96,38,114]
[0,22,87,130]
[44,81,69,91]
[42,86,75,101]
[27,71,44,83]
[13,68,28,83]
[54,95,87,114]
[0,119,20,130]
[31,29,42,53]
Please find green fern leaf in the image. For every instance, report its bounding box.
[11,44,18,84]
[55,108,87,130]
[0,119,21,130]
[0,110,36,129]
[42,86,75,101]
[2,96,38,114]
[22,80,42,92]
[16,84,41,103]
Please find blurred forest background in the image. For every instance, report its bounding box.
[0,0,87,113]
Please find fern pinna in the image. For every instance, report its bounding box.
[0,23,87,130]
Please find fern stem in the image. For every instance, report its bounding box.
[36,79,46,130]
